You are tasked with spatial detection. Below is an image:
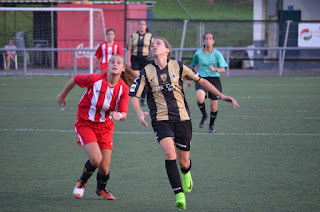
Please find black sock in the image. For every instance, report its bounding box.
[209,111,218,127]
[97,172,110,191]
[197,102,207,118]
[180,160,192,174]
[80,160,97,183]
[165,160,183,194]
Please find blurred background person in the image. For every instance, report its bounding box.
[190,32,227,133]
[127,20,154,106]
[4,39,16,70]
[94,28,124,73]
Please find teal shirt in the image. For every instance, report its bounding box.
[191,48,227,77]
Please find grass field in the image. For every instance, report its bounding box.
[1,76,320,211]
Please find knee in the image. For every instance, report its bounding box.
[178,158,190,169]
[98,161,111,175]
[90,156,102,167]
[164,149,176,160]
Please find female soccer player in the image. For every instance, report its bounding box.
[129,37,239,209]
[127,20,154,106]
[57,55,135,200]
[94,28,124,73]
[190,32,228,133]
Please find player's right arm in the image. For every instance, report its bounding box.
[131,96,149,126]
[56,76,76,106]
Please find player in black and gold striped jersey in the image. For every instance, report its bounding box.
[129,37,239,210]
[127,20,154,106]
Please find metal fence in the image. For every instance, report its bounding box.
[1,46,320,76]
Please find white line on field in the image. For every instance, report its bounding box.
[0,128,319,136]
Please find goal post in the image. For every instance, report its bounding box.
[0,7,106,73]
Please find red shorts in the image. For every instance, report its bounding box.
[5,53,15,58]
[74,119,114,150]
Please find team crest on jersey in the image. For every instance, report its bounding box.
[172,73,178,79]
[160,74,167,82]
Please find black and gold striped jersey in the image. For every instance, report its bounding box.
[129,60,201,122]
[127,32,154,56]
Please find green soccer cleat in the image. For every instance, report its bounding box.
[181,171,193,193]
[175,192,186,210]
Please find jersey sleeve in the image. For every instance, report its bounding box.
[181,63,201,82]
[117,83,130,113]
[217,51,228,68]
[191,51,199,67]
[127,35,133,51]
[74,74,95,88]
[95,44,102,60]
[117,43,125,57]
[129,68,147,98]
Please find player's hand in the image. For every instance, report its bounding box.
[210,65,217,72]
[56,94,67,106]
[138,111,149,126]
[222,96,240,109]
[187,80,192,87]
[110,112,123,121]
[127,61,132,68]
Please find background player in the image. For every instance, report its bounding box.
[127,20,154,106]
[94,28,124,73]
[190,32,228,133]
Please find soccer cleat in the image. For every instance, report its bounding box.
[175,192,186,210]
[96,189,116,200]
[181,171,193,193]
[73,179,87,199]
[199,116,207,128]
[208,126,215,133]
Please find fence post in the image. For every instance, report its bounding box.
[23,50,27,75]
[278,49,282,76]
[73,51,77,75]
[226,50,230,77]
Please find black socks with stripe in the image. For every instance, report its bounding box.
[165,160,183,194]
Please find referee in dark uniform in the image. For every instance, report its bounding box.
[127,20,154,106]
[129,37,239,210]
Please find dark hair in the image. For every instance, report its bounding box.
[138,20,150,33]
[121,66,137,88]
[203,32,215,40]
[202,32,215,48]
[106,28,116,35]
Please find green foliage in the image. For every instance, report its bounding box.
[126,0,253,20]
[1,76,320,211]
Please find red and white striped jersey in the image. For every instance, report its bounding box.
[95,42,124,65]
[74,73,129,123]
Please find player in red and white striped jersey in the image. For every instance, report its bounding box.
[94,28,124,73]
[57,55,135,200]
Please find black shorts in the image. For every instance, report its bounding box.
[151,120,192,151]
[195,77,222,100]
[131,55,151,71]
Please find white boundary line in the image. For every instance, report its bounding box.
[1,128,319,136]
